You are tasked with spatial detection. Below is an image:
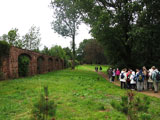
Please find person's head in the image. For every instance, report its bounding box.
[132,71,135,75]
[136,69,139,72]
[117,68,119,70]
[151,66,156,70]
[143,66,147,71]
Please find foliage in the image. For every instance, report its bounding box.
[77,39,107,64]
[42,45,73,68]
[0,26,41,50]
[50,0,81,69]
[31,86,57,120]
[0,28,22,48]
[0,40,10,59]
[111,91,150,120]
[63,47,72,60]
[18,55,30,77]
[76,39,90,63]
[42,45,66,60]
[22,25,41,50]
[77,0,160,69]
[0,41,10,78]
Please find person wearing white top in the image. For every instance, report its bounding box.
[148,68,153,90]
[120,69,127,89]
[130,71,136,90]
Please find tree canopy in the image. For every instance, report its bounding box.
[50,0,81,69]
[76,0,160,69]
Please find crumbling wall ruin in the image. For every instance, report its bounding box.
[0,46,64,80]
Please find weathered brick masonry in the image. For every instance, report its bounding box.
[0,46,64,80]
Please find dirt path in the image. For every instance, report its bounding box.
[98,72,160,98]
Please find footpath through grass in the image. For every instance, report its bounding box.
[0,65,160,120]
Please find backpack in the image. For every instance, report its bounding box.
[138,74,143,82]
[121,73,125,79]
[156,72,160,81]
[133,76,137,81]
[127,74,131,81]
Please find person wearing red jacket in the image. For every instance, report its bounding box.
[126,69,132,89]
[116,68,120,81]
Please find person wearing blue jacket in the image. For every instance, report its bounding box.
[136,70,145,91]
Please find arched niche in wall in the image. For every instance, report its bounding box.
[37,56,45,74]
[18,53,31,77]
[48,57,53,72]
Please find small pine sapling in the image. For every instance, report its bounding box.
[111,90,150,120]
[31,86,57,120]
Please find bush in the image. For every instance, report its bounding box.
[0,41,10,78]
[18,55,30,77]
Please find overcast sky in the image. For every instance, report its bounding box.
[0,0,92,49]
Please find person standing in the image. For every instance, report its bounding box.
[143,66,148,91]
[120,68,127,89]
[116,68,120,81]
[112,69,116,82]
[108,68,113,82]
[126,69,132,89]
[130,71,136,90]
[151,66,160,93]
[148,68,154,90]
[136,69,145,91]
[100,66,102,71]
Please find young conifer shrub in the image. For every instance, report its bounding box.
[31,86,57,120]
[111,90,150,120]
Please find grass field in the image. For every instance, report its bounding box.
[0,65,160,120]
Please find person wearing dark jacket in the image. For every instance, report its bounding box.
[136,70,145,91]
[108,68,113,82]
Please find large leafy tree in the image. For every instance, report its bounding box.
[130,0,160,68]
[50,0,81,69]
[78,0,160,69]
[77,39,107,64]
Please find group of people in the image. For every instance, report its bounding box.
[108,66,160,93]
[95,66,102,72]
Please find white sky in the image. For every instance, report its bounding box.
[0,0,92,49]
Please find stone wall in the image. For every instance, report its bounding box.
[0,46,64,80]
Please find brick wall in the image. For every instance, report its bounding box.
[0,46,64,80]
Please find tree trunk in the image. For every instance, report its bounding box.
[72,34,75,70]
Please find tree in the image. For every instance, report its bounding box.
[0,28,22,48]
[129,0,160,69]
[41,46,50,55]
[77,39,107,64]
[77,0,160,69]
[22,25,41,50]
[0,34,8,41]
[76,39,89,63]
[42,45,66,60]
[79,0,143,68]
[63,47,72,60]
[50,0,81,69]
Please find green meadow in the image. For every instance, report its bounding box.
[0,65,160,120]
